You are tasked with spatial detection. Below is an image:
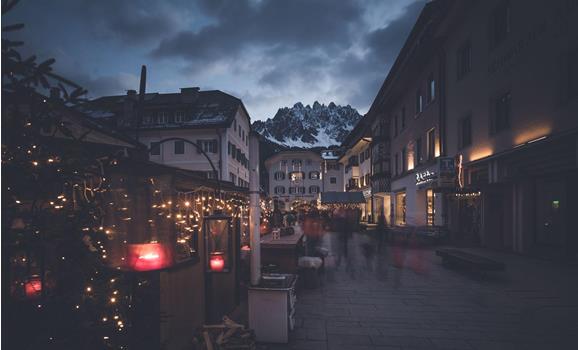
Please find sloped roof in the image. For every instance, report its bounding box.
[81,89,250,130]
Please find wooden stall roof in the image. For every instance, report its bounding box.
[320,191,365,204]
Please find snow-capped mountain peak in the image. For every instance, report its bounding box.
[252,101,362,148]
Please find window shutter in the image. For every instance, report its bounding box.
[197,140,202,154]
[212,139,218,153]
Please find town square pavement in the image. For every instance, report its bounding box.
[260,230,578,350]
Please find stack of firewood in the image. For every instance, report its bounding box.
[194,316,256,350]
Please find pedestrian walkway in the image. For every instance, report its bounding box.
[261,230,578,350]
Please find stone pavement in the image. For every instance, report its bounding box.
[259,230,578,350]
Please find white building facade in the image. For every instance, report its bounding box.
[86,88,252,188]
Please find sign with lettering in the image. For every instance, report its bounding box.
[416,170,437,186]
[438,157,456,188]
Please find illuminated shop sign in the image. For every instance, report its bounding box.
[416,170,437,186]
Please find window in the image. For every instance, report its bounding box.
[143,113,153,125]
[230,172,237,184]
[457,40,471,80]
[309,186,320,194]
[401,147,406,172]
[242,129,245,142]
[281,160,287,166]
[150,141,161,156]
[175,111,184,123]
[330,177,337,184]
[238,127,241,138]
[426,189,435,226]
[416,90,423,115]
[427,129,436,160]
[298,187,306,194]
[289,187,296,194]
[427,74,436,103]
[309,171,320,180]
[401,106,406,130]
[206,171,216,179]
[365,174,370,187]
[290,172,304,181]
[395,192,406,226]
[274,171,285,181]
[197,139,218,153]
[274,186,285,194]
[458,114,472,149]
[394,114,398,136]
[365,148,370,159]
[158,111,168,124]
[174,140,185,154]
[415,137,422,166]
[395,153,399,176]
[234,119,237,132]
[489,0,511,49]
[491,92,511,134]
[360,151,365,163]
[292,159,302,167]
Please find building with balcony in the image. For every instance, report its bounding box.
[84,87,252,188]
[365,0,450,229]
[339,119,374,222]
[265,150,327,211]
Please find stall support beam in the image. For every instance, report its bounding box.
[249,133,261,285]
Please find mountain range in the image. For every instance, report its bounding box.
[252,101,362,148]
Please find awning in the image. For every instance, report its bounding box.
[320,191,366,204]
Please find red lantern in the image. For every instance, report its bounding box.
[126,243,171,271]
[209,252,225,272]
[24,276,42,298]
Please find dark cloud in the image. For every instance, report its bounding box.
[365,0,425,65]
[151,0,362,62]
[4,0,426,119]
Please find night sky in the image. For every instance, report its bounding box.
[5,0,425,120]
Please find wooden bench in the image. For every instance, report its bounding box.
[436,248,505,271]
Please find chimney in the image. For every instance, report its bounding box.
[180,87,200,103]
[123,90,137,127]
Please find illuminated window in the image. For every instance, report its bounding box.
[289,172,304,181]
[395,192,406,226]
[426,189,435,226]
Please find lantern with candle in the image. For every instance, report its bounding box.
[203,212,232,273]
[99,164,185,272]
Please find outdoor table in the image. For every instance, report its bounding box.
[260,226,304,274]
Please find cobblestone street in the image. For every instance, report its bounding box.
[262,231,578,350]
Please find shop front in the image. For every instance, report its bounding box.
[391,158,454,232]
